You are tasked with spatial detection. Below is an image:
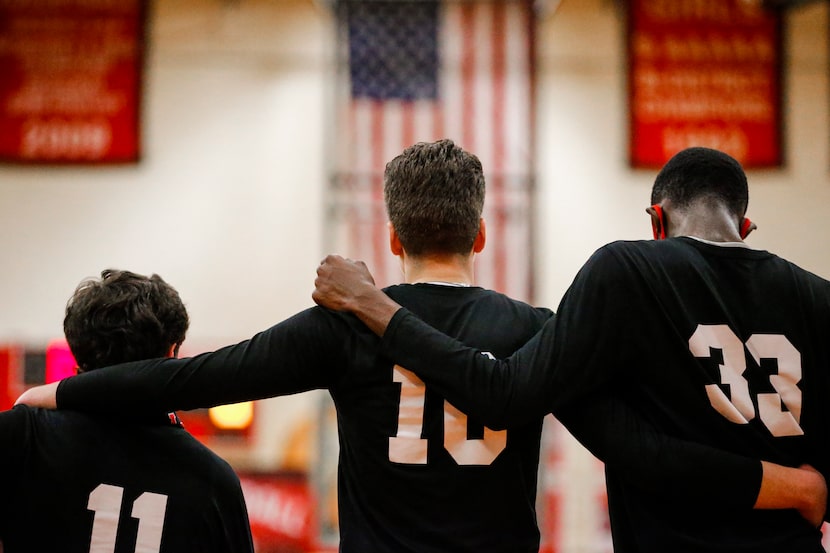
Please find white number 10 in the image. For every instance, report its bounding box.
[88,484,169,553]
[689,324,803,437]
[389,364,507,465]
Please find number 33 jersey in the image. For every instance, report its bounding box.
[547,237,830,552]
[377,237,830,552]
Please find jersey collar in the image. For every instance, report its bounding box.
[685,236,752,249]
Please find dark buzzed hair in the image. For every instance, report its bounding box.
[384,139,485,256]
[651,147,749,217]
[64,269,189,372]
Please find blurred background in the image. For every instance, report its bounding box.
[0,0,828,551]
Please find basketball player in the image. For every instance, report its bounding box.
[17,141,551,552]
[310,147,830,551]
[0,270,253,552]
[17,144,823,552]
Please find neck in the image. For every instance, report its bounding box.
[401,253,475,285]
[668,201,744,243]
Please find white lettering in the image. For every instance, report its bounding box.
[21,119,112,160]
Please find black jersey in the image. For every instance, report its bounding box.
[0,405,253,553]
[377,237,830,552]
[56,284,553,553]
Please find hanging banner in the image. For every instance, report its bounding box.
[628,0,782,168]
[237,473,321,552]
[0,0,146,163]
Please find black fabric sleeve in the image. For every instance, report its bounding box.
[379,246,764,508]
[381,307,556,428]
[382,309,762,506]
[378,247,623,427]
[557,397,762,509]
[57,307,348,414]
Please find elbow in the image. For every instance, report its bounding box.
[477,397,516,430]
[483,418,510,431]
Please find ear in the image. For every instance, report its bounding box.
[740,217,757,239]
[167,343,180,359]
[473,218,486,254]
[388,222,404,256]
[646,205,666,240]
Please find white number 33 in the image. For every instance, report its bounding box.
[689,324,803,437]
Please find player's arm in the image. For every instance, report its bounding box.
[380,315,827,519]
[312,254,828,522]
[556,395,826,524]
[313,255,557,426]
[313,252,653,426]
[756,462,826,526]
[315,251,630,427]
[386,315,828,520]
[17,307,347,414]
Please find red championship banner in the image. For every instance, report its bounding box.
[628,0,782,168]
[0,0,146,163]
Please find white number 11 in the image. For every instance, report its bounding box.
[87,484,169,553]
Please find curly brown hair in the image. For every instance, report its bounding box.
[63,269,189,372]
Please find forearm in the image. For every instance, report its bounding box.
[380,309,554,427]
[557,397,828,523]
[755,462,826,526]
[56,309,337,414]
[58,348,266,413]
[347,284,402,337]
[556,398,762,510]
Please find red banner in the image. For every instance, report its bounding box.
[628,0,782,168]
[237,473,322,553]
[0,0,145,163]
[0,346,23,411]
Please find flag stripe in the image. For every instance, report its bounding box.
[491,1,507,293]
[371,101,388,284]
[335,0,535,301]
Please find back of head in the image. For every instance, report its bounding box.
[64,269,189,372]
[384,139,485,256]
[651,147,749,217]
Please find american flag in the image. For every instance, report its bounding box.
[328,0,535,302]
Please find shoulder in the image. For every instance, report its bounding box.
[388,283,552,315]
[0,404,35,440]
[572,240,646,283]
[0,406,81,470]
[0,403,35,422]
[279,305,356,328]
[581,238,704,278]
[777,256,830,289]
[264,305,369,343]
[592,238,668,261]
[157,426,246,490]
[0,404,63,433]
[472,288,554,322]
